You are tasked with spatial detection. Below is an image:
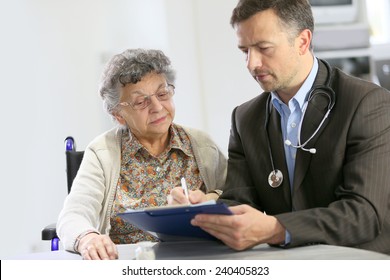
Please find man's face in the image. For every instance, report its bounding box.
[235,9,303,98]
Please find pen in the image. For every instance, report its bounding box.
[181,177,190,204]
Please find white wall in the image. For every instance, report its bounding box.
[0,0,113,258]
[192,0,260,152]
[0,0,258,259]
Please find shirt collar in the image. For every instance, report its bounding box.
[169,124,193,157]
[125,124,193,157]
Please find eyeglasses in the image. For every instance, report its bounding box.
[119,84,175,110]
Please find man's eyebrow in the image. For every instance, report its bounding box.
[238,40,272,49]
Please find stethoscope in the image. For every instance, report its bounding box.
[265,60,336,188]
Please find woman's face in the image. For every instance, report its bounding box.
[115,72,175,143]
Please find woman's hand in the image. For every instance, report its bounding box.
[167,187,210,205]
[77,233,118,260]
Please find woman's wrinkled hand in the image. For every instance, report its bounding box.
[78,233,118,260]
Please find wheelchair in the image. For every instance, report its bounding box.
[41,136,84,251]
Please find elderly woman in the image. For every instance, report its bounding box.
[57,49,227,260]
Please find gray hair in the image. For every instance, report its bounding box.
[230,0,314,46]
[99,48,176,118]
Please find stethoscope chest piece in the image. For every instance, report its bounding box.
[268,169,283,188]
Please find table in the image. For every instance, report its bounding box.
[9,240,390,260]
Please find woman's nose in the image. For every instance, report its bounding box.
[149,95,163,111]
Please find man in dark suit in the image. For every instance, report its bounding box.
[170,0,390,254]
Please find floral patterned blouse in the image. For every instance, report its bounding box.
[109,124,205,244]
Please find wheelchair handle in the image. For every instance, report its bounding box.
[65,136,75,151]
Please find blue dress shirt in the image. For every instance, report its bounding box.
[270,57,319,244]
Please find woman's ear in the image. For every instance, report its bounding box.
[114,113,127,125]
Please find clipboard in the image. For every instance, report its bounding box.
[117,201,232,241]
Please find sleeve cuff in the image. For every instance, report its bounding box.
[73,230,100,253]
[207,189,223,196]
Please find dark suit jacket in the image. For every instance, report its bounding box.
[219,59,390,254]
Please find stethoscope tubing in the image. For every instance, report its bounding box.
[264,59,335,188]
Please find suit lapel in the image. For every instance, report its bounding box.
[268,104,292,208]
[293,60,333,194]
